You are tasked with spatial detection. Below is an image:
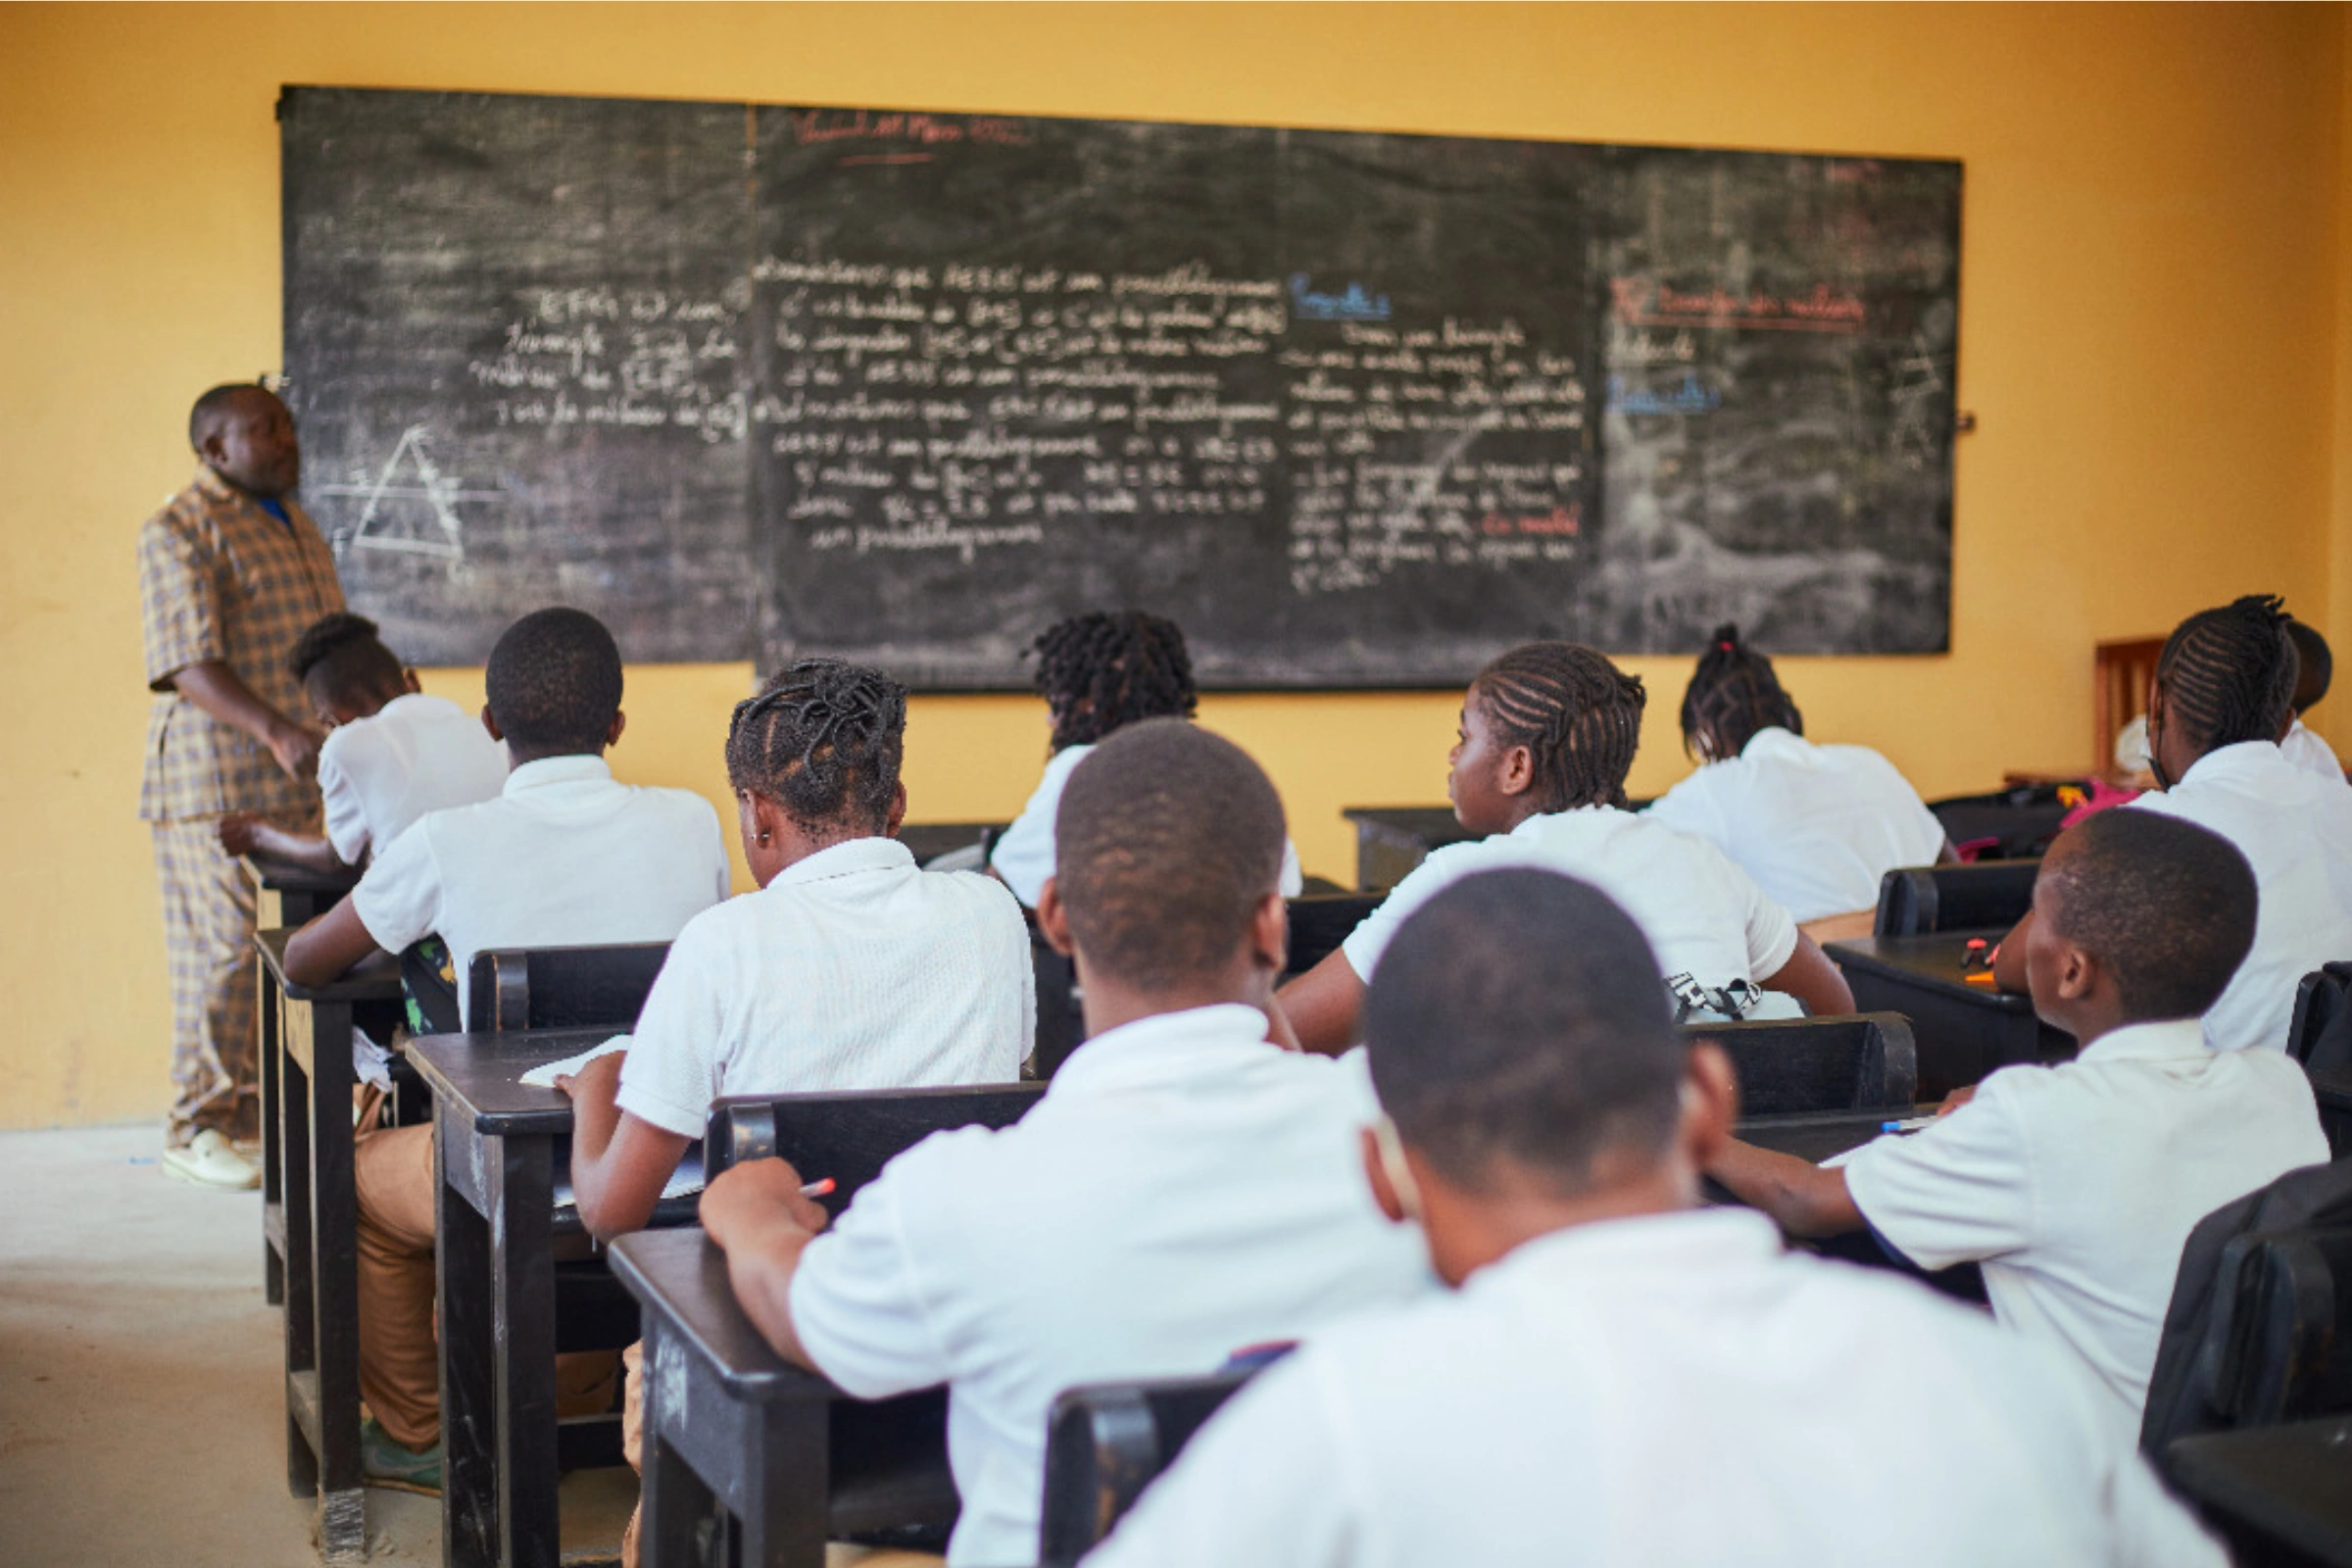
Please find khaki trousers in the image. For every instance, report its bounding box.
[354,1121,621,1451]
[151,817,262,1145]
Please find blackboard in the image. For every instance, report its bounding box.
[281,88,1960,687]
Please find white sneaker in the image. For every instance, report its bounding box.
[162,1129,261,1191]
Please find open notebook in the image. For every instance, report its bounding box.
[517,1036,708,1210]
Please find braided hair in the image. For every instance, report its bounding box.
[726,659,908,834]
[286,612,405,710]
[1029,612,1198,752]
[1679,623,1803,762]
[2153,595,2298,758]
[1472,643,1647,812]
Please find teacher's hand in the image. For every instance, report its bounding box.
[265,718,323,781]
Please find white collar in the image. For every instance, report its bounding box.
[502,754,613,794]
[1470,1206,1783,1295]
[1509,803,1621,839]
[1047,1004,1284,1099]
[1741,726,1807,759]
[2073,1016,2211,1066]
[2173,740,2289,790]
[767,835,914,887]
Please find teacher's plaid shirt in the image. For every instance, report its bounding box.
[137,466,344,822]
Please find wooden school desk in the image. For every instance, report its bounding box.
[1825,932,2075,1102]
[241,849,362,929]
[894,821,1007,865]
[254,927,405,1564]
[2165,1415,2352,1567]
[2311,1067,2352,1159]
[408,1027,701,1568]
[1341,807,1477,893]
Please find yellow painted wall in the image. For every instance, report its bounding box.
[1,3,2345,1128]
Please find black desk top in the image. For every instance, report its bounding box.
[1825,932,2038,1014]
[606,1227,837,1404]
[241,851,363,896]
[895,821,1006,861]
[2310,1067,2352,1110]
[255,926,405,1002]
[1737,1108,1909,1166]
[2166,1415,2352,1564]
[408,1027,611,1136]
[1341,806,1477,841]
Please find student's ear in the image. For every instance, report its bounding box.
[480,705,505,743]
[2051,937,2098,1004]
[883,779,907,837]
[1249,890,1288,977]
[1359,1127,1410,1225]
[401,668,422,696]
[1035,878,1076,956]
[605,710,627,750]
[1496,741,1536,800]
[1680,1042,1740,1171]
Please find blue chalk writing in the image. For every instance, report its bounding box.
[1607,372,1721,415]
[1290,274,1392,322]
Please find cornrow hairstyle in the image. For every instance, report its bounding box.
[1679,623,1804,762]
[483,607,624,757]
[2287,619,2332,713]
[1028,611,1198,752]
[1472,643,1647,812]
[2153,595,2298,758]
[726,658,908,835]
[286,612,405,709]
[2037,809,2256,1023]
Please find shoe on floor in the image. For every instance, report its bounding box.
[361,1417,441,1494]
[161,1130,260,1191]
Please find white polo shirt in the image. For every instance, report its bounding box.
[787,1004,1434,1568]
[614,837,1032,1136]
[1843,1017,2328,1440]
[1086,1208,2224,1568]
[349,755,730,1029]
[316,691,510,864]
[1644,727,1949,922]
[988,742,1305,906]
[2279,719,2346,785]
[1341,806,1799,991]
[2128,741,2352,1051]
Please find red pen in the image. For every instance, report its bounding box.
[800,1178,836,1199]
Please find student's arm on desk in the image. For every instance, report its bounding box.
[558,1053,691,1243]
[700,1159,833,1371]
[282,898,383,988]
[1276,949,1364,1057]
[220,812,346,875]
[1760,933,1855,1016]
[1706,1138,1865,1239]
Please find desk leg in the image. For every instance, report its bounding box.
[260,960,284,1307]
[638,1321,716,1568]
[282,1015,318,1501]
[309,997,366,1563]
[744,1392,830,1568]
[439,1127,561,1568]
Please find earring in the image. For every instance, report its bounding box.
[758,831,771,846]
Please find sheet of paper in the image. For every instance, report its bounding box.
[517,1034,632,1089]
[555,1146,706,1211]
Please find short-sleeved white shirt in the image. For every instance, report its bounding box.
[1086,1208,2224,1568]
[614,837,1032,1138]
[1340,806,1799,989]
[987,742,1305,906]
[787,1004,1433,1568]
[1843,1017,2328,1439]
[2278,719,2346,785]
[349,755,730,1029]
[316,692,509,864]
[2128,741,2352,1051]
[1644,727,1949,922]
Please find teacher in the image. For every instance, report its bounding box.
[137,382,345,1190]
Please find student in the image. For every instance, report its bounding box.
[1280,642,1852,1054]
[1645,623,1952,936]
[987,610,1302,905]
[2278,617,2344,783]
[1994,594,2352,1052]
[281,606,729,1489]
[1710,809,2328,1441]
[698,720,1431,1568]
[561,657,1034,1242]
[1085,868,2224,1568]
[218,612,506,873]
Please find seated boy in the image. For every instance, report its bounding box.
[1710,808,2328,1441]
[698,720,1432,1568]
[219,612,507,872]
[2279,616,2345,784]
[1086,869,2225,1567]
[282,606,731,1487]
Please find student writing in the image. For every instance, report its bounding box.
[1280,641,1851,1054]
[1710,809,2329,1441]
[1644,622,1952,936]
[218,612,505,873]
[698,720,1431,1568]
[1085,867,2225,1567]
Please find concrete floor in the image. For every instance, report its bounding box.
[0,1126,935,1568]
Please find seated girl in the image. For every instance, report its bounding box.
[1281,641,1852,1054]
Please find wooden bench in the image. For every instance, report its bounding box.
[1040,1368,1259,1566]
[1873,859,2039,937]
[1690,1011,1917,1116]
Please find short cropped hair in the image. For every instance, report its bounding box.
[1365,869,1684,1196]
[2288,620,2332,712]
[287,612,405,709]
[1054,719,1285,993]
[188,382,265,449]
[726,659,907,834]
[2037,809,2257,1023]
[483,608,623,756]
